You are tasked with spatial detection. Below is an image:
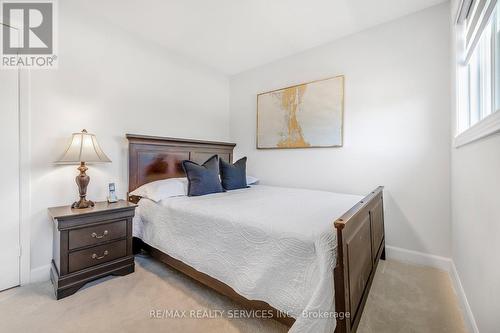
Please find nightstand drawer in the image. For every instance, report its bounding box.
[68,240,127,273]
[69,220,127,250]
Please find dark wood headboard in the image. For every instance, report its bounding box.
[127,134,236,193]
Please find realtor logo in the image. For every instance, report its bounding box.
[1,0,57,68]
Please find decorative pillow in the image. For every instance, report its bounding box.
[182,155,224,196]
[219,157,248,190]
[246,175,259,185]
[129,178,188,202]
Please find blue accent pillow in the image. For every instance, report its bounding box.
[182,155,224,196]
[220,157,248,190]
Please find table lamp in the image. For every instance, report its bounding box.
[56,129,111,209]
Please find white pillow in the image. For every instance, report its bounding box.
[246,175,259,185]
[130,178,188,202]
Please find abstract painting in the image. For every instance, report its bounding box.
[257,76,344,149]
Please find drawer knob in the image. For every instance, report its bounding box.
[92,250,109,260]
[91,230,109,239]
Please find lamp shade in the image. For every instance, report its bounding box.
[56,129,111,164]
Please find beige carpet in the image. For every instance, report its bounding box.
[0,255,467,333]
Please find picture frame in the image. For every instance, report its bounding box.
[256,75,344,149]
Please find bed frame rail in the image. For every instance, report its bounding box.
[333,186,385,333]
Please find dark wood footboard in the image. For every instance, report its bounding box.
[334,186,385,333]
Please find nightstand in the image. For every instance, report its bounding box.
[48,200,137,299]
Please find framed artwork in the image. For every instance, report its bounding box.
[257,75,344,149]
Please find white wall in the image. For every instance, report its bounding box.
[230,4,452,257]
[450,1,500,332]
[451,137,500,333]
[29,1,229,274]
[25,1,458,286]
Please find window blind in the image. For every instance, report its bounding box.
[457,0,498,62]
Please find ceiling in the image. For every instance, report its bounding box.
[79,0,446,75]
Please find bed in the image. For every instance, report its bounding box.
[127,134,386,333]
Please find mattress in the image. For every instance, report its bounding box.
[133,185,362,333]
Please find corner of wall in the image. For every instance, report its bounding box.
[449,262,480,333]
[29,265,51,284]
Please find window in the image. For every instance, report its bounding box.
[456,0,500,145]
[466,15,493,126]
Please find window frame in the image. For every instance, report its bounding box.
[455,0,500,147]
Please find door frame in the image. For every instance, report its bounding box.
[2,20,31,286]
[19,69,31,285]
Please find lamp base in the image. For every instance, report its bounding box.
[72,161,95,209]
[72,199,95,209]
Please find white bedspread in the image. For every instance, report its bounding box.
[133,185,362,332]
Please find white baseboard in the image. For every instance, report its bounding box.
[29,264,50,284]
[385,245,452,271]
[449,262,480,333]
[385,245,478,333]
